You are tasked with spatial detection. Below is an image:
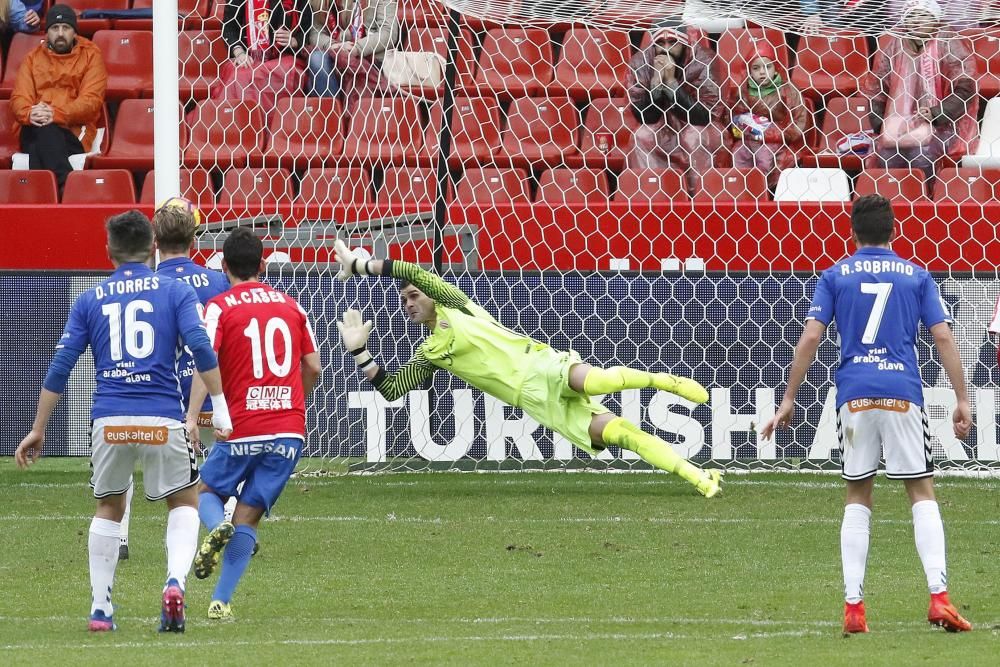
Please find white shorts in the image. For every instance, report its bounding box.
[90,417,199,501]
[837,398,932,481]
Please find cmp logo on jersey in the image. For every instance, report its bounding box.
[246,385,293,411]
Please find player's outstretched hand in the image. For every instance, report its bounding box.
[334,240,371,282]
[186,417,203,456]
[337,309,373,350]
[15,430,44,469]
[953,400,972,440]
[760,399,794,441]
[212,412,233,442]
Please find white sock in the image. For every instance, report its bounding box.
[165,506,200,590]
[120,480,134,547]
[912,499,948,594]
[89,517,121,615]
[841,503,871,603]
[223,496,237,522]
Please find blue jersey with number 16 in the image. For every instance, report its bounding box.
[57,262,209,421]
[806,247,951,408]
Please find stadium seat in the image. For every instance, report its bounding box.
[114,0,210,30]
[774,167,851,202]
[614,168,687,202]
[694,168,769,201]
[425,96,503,166]
[10,104,111,171]
[342,96,425,165]
[963,96,1000,168]
[298,167,373,207]
[471,28,553,98]
[263,96,344,169]
[0,33,47,98]
[553,27,631,101]
[404,24,478,95]
[218,167,293,209]
[854,168,927,201]
[715,28,789,88]
[140,168,215,206]
[961,28,1000,97]
[0,100,18,167]
[62,169,136,204]
[933,167,1000,203]
[791,33,869,100]
[396,0,448,26]
[63,0,128,35]
[178,30,228,100]
[808,96,873,170]
[574,97,640,170]
[92,30,154,101]
[455,167,531,203]
[183,100,265,168]
[500,96,580,168]
[536,168,610,203]
[93,99,174,170]
[0,170,59,204]
[378,167,440,210]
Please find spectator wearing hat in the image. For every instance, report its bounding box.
[8,4,107,189]
[626,23,725,194]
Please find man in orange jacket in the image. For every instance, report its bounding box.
[9,5,106,189]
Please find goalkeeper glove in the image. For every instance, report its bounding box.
[334,239,373,282]
[338,309,375,370]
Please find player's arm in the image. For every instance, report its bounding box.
[176,289,231,439]
[338,309,435,401]
[16,299,88,468]
[334,240,471,310]
[930,322,972,439]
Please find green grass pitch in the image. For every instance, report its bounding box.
[2,458,999,665]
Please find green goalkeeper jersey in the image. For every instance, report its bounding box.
[371,260,550,404]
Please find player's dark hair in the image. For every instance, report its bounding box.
[152,206,197,254]
[223,227,263,280]
[851,194,895,246]
[106,210,153,263]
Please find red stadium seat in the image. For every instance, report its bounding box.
[553,28,631,101]
[178,30,228,101]
[933,167,1000,203]
[535,168,610,203]
[378,167,439,210]
[694,168,769,201]
[183,100,265,168]
[263,96,344,169]
[0,170,59,204]
[140,168,215,206]
[961,28,1000,97]
[0,100,19,167]
[114,0,210,31]
[854,168,927,201]
[614,168,687,202]
[404,24,477,95]
[62,169,136,204]
[471,28,553,98]
[93,99,179,170]
[715,28,789,88]
[575,97,639,170]
[425,96,503,165]
[396,0,448,26]
[298,168,372,207]
[342,97,425,165]
[501,96,580,167]
[63,0,128,35]
[455,167,530,203]
[791,33,869,100]
[92,30,154,100]
[217,168,293,210]
[0,33,47,99]
[808,96,873,170]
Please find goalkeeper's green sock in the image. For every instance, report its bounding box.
[583,367,709,404]
[601,417,704,487]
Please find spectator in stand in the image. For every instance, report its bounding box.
[306,0,398,110]
[212,0,313,110]
[726,43,809,189]
[800,0,982,34]
[8,5,106,190]
[863,0,978,181]
[627,21,725,194]
[1,0,42,34]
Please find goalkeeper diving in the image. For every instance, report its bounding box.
[334,242,722,497]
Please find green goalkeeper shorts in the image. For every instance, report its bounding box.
[518,348,609,455]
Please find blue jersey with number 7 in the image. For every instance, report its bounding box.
[56,262,209,421]
[806,247,951,408]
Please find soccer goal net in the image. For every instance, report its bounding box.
[124,0,1000,472]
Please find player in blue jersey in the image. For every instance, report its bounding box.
[762,195,973,634]
[14,210,234,634]
[117,204,231,561]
